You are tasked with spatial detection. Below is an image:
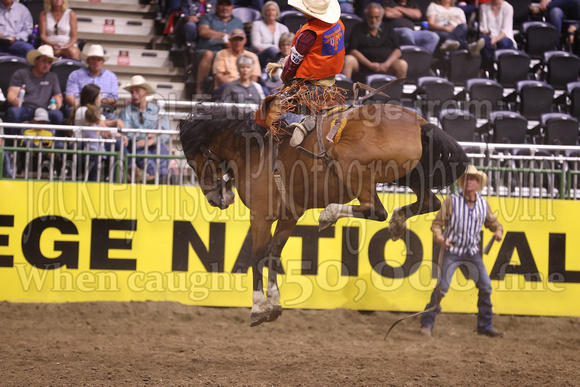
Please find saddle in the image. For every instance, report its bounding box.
[293,78,406,163]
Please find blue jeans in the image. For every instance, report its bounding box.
[395,27,440,53]
[184,20,198,43]
[135,144,169,178]
[0,41,35,58]
[481,34,514,66]
[436,23,469,50]
[5,105,64,135]
[548,0,580,33]
[420,251,494,333]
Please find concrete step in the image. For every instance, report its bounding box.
[70,0,156,14]
[77,15,158,46]
[75,8,154,20]
[102,46,183,77]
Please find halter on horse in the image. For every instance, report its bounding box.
[180,101,468,326]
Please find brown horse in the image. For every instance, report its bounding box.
[179,102,468,326]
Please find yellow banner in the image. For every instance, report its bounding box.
[1,180,579,316]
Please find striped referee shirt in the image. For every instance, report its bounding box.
[431,193,503,256]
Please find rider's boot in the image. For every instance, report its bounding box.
[288,116,316,147]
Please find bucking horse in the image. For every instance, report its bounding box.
[179,91,469,326]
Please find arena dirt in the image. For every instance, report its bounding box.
[1,301,578,386]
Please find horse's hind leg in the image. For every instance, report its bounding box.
[388,188,442,241]
[319,189,388,230]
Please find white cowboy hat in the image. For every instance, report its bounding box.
[458,165,488,191]
[26,45,59,65]
[123,75,155,95]
[80,44,110,63]
[288,0,340,24]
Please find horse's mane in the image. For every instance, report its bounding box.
[179,104,267,157]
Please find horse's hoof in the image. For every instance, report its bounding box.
[250,311,268,327]
[266,304,283,322]
[389,225,405,241]
[319,220,334,231]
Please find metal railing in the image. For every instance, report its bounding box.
[3,108,580,200]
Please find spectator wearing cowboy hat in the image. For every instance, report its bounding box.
[5,45,63,134]
[420,165,505,338]
[119,75,170,182]
[0,0,34,58]
[65,44,119,120]
[213,28,261,90]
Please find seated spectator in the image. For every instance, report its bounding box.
[221,54,267,103]
[213,28,261,90]
[178,0,216,44]
[22,108,52,146]
[479,0,515,67]
[539,0,580,36]
[264,31,293,91]
[0,0,34,58]
[251,1,289,68]
[119,75,170,183]
[194,0,244,95]
[342,3,408,79]
[5,45,63,134]
[65,44,119,120]
[382,0,440,53]
[426,0,484,57]
[39,0,80,60]
[69,84,126,181]
[0,122,13,177]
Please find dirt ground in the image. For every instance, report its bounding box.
[1,302,578,386]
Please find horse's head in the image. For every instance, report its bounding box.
[186,146,235,210]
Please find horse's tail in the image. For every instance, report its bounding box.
[396,123,469,190]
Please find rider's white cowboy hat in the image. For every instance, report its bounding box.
[458,165,487,191]
[26,45,59,65]
[123,75,155,95]
[80,44,110,63]
[288,0,341,24]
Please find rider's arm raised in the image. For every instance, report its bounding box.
[280,29,316,82]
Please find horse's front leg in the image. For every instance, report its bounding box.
[250,221,273,327]
[264,218,298,322]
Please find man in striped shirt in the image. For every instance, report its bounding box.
[420,165,504,338]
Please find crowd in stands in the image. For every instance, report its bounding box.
[3,0,580,183]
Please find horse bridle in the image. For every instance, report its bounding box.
[188,145,232,192]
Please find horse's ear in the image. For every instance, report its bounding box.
[254,95,279,128]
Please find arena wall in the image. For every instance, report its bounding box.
[1,180,579,316]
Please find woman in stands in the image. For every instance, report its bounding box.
[39,0,80,60]
[426,0,484,57]
[221,54,267,104]
[251,1,289,68]
[479,0,515,67]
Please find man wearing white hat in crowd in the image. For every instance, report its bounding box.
[274,0,346,146]
[65,44,119,120]
[5,45,63,134]
[420,165,505,338]
[119,75,170,182]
